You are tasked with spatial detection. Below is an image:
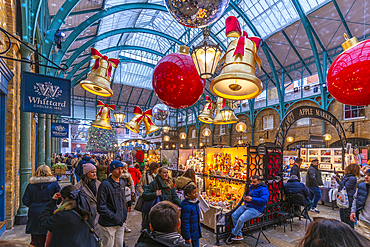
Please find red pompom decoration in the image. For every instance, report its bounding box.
[152,52,205,109]
[327,37,370,106]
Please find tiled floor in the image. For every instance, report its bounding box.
[0,204,341,247]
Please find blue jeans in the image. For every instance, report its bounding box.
[185,239,199,247]
[231,206,262,237]
[308,187,322,208]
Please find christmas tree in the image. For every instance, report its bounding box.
[86,126,118,152]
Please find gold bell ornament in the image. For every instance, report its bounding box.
[125,106,160,134]
[213,97,238,124]
[198,96,216,124]
[79,48,120,97]
[91,100,116,130]
[210,16,263,100]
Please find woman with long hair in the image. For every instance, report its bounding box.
[76,163,101,236]
[175,168,196,190]
[334,163,360,228]
[39,185,99,247]
[142,167,181,231]
[297,218,370,247]
[22,165,60,247]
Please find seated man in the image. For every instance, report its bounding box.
[284,175,313,217]
[226,175,269,244]
[135,201,188,247]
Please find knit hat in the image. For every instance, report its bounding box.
[83,163,96,175]
[366,168,370,175]
[110,160,124,172]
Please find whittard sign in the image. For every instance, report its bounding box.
[22,71,71,116]
[51,123,69,138]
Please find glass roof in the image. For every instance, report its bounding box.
[82,0,332,89]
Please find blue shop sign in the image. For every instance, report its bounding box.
[51,123,69,138]
[22,71,71,116]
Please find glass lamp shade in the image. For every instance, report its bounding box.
[202,128,211,137]
[162,125,170,133]
[164,135,170,142]
[191,36,222,79]
[220,105,233,122]
[121,143,125,147]
[180,144,184,148]
[126,142,130,146]
[259,138,265,144]
[179,132,187,139]
[189,143,192,147]
[238,139,243,145]
[114,111,126,124]
[114,144,117,147]
[287,136,294,143]
[236,122,247,133]
[131,141,135,146]
[200,143,203,147]
[324,134,332,141]
[137,140,143,145]
[172,144,176,148]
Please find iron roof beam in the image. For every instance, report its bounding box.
[50,8,102,18]
[332,0,353,38]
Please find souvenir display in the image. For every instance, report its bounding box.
[161,149,179,170]
[178,149,204,173]
[147,150,160,164]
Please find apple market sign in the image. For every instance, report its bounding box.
[22,71,71,116]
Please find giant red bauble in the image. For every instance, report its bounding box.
[152,53,205,109]
[327,40,370,106]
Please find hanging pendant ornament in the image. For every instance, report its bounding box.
[211,16,263,100]
[91,100,116,130]
[124,106,160,134]
[198,96,216,124]
[152,45,205,109]
[327,34,370,106]
[165,0,230,28]
[213,97,238,124]
[79,48,120,97]
[152,104,170,121]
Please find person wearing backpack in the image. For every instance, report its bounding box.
[334,164,360,228]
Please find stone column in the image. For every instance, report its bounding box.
[37,114,45,166]
[45,115,51,167]
[16,43,33,224]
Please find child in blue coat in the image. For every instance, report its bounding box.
[181,183,202,247]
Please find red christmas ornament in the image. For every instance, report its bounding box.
[327,34,370,106]
[152,46,205,109]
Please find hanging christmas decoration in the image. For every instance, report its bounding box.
[152,45,206,109]
[85,126,118,152]
[152,104,170,121]
[164,0,229,28]
[91,100,116,130]
[210,16,263,100]
[327,34,370,106]
[213,97,238,124]
[198,96,216,124]
[79,48,120,97]
[125,106,160,134]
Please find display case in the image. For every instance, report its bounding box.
[161,149,179,170]
[178,149,204,173]
[300,147,344,171]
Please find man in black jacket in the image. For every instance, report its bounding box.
[284,175,313,216]
[306,158,323,213]
[290,157,302,181]
[135,201,188,247]
[97,160,132,247]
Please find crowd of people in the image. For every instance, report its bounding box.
[16,152,370,247]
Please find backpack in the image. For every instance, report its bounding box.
[337,186,349,209]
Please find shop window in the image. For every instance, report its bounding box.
[344,105,365,120]
[220,125,226,135]
[263,115,274,130]
[296,118,310,126]
[192,129,196,138]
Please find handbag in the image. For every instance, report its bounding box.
[142,183,164,214]
[337,186,349,209]
[71,210,102,246]
[134,172,149,212]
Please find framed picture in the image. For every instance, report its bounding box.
[309,149,319,156]
[333,163,342,171]
[321,149,332,156]
[334,157,342,164]
[308,156,316,162]
[320,157,332,163]
[302,156,307,162]
[301,149,307,156]
[334,150,342,156]
[320,163,332,170]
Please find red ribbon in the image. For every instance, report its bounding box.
[91,48,120,78]
[96,100,116,119]
[133,106,154,125]
[222,98,227,108]
[233,31,248,57]
[206,96,216,110]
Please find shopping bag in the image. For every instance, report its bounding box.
[337,186,349,209]
[134,196,144,212]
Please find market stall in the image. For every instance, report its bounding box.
[161,149,179,170]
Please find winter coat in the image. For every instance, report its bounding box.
[181,199,202,241]
[39,199,99,247]
[290,164,301,181]
[97,176,129,227]
[121,172,135,195]
[22,176,60,235]
[352,182,369,217]
[128,167,142,185]
[135,230,188,247]
[306,165,323,187]
[76,179,101,235]
[175,176,194,191]
[243,182,269,213]
[337,174,357,198]
[96,165,108,182]
[137,171,156,196]
[284,178,310,205]
[76,156,95,178]
[143,175,181,207]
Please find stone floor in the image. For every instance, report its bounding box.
[0,176,342,246]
